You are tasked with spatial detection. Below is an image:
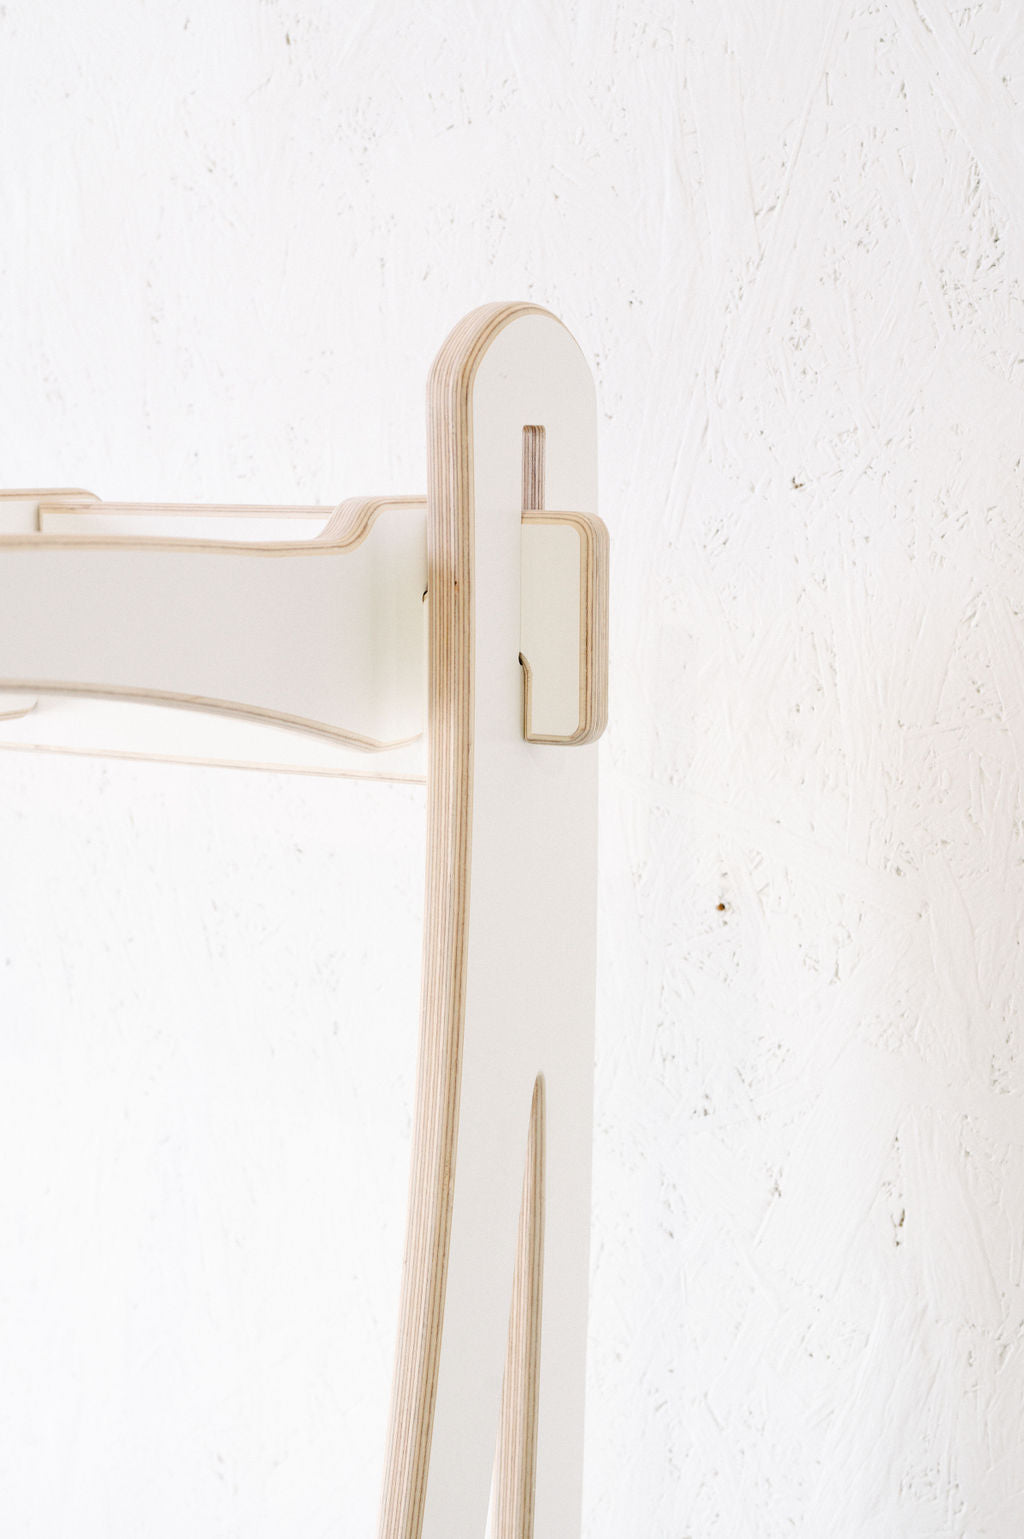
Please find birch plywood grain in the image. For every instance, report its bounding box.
[0,497,428,750]
[0,299,603,1539]
[380,304,598,1539]
[521,512,608,744]
[0,491,603,762]
[4,3,1024,1536]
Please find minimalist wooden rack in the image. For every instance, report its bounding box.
[0,302,608,1539]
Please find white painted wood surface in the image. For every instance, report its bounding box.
[376,305,598,1539]
[0,496,428,749]
[0,300,604,1539]
[452,314,597,1539]
[2,4,1024,1536]
[0,495,601,764]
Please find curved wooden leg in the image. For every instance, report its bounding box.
[378,304,599,1539]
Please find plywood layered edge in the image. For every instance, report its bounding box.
[1,303,604,1538]
[0,496,429,755]
[379,303,599,1539]
[0,492,606,765]
[521,511,609,745]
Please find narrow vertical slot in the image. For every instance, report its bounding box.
[521,426,546,513]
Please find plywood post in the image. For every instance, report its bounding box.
[378,304,602,1539]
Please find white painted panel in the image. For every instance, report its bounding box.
[0,503,428,750]
[419,309,598,1539]
[520,519,582,738]
[39,510,333,539]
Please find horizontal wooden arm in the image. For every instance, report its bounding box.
[0,496,428,750]
[0,488,606,759]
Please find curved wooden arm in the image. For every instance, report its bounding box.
[0,493,606,761]
[0,496,428,750]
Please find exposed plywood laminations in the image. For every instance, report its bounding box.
[521,512,608,745]
[4,6,1024,1535]
[0,496,428,750]
[522,426,545,512]
[379,304,599,1539]
[0,494,606,763]
[0,696,429,783]
[520,421,610,744]
[0,304,603,1539]
[0,693,36,721]
[495,1075,546,1539]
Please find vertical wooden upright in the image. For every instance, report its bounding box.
[378,304,601,1539]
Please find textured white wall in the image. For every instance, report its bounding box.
[1,1,1023,1534]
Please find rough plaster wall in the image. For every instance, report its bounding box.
[0,1,1022,1534]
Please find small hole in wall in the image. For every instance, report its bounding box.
[716,903,726,912]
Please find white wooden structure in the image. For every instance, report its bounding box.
[0,303,608,1539]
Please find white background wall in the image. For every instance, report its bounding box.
[1,1,1023,1534]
